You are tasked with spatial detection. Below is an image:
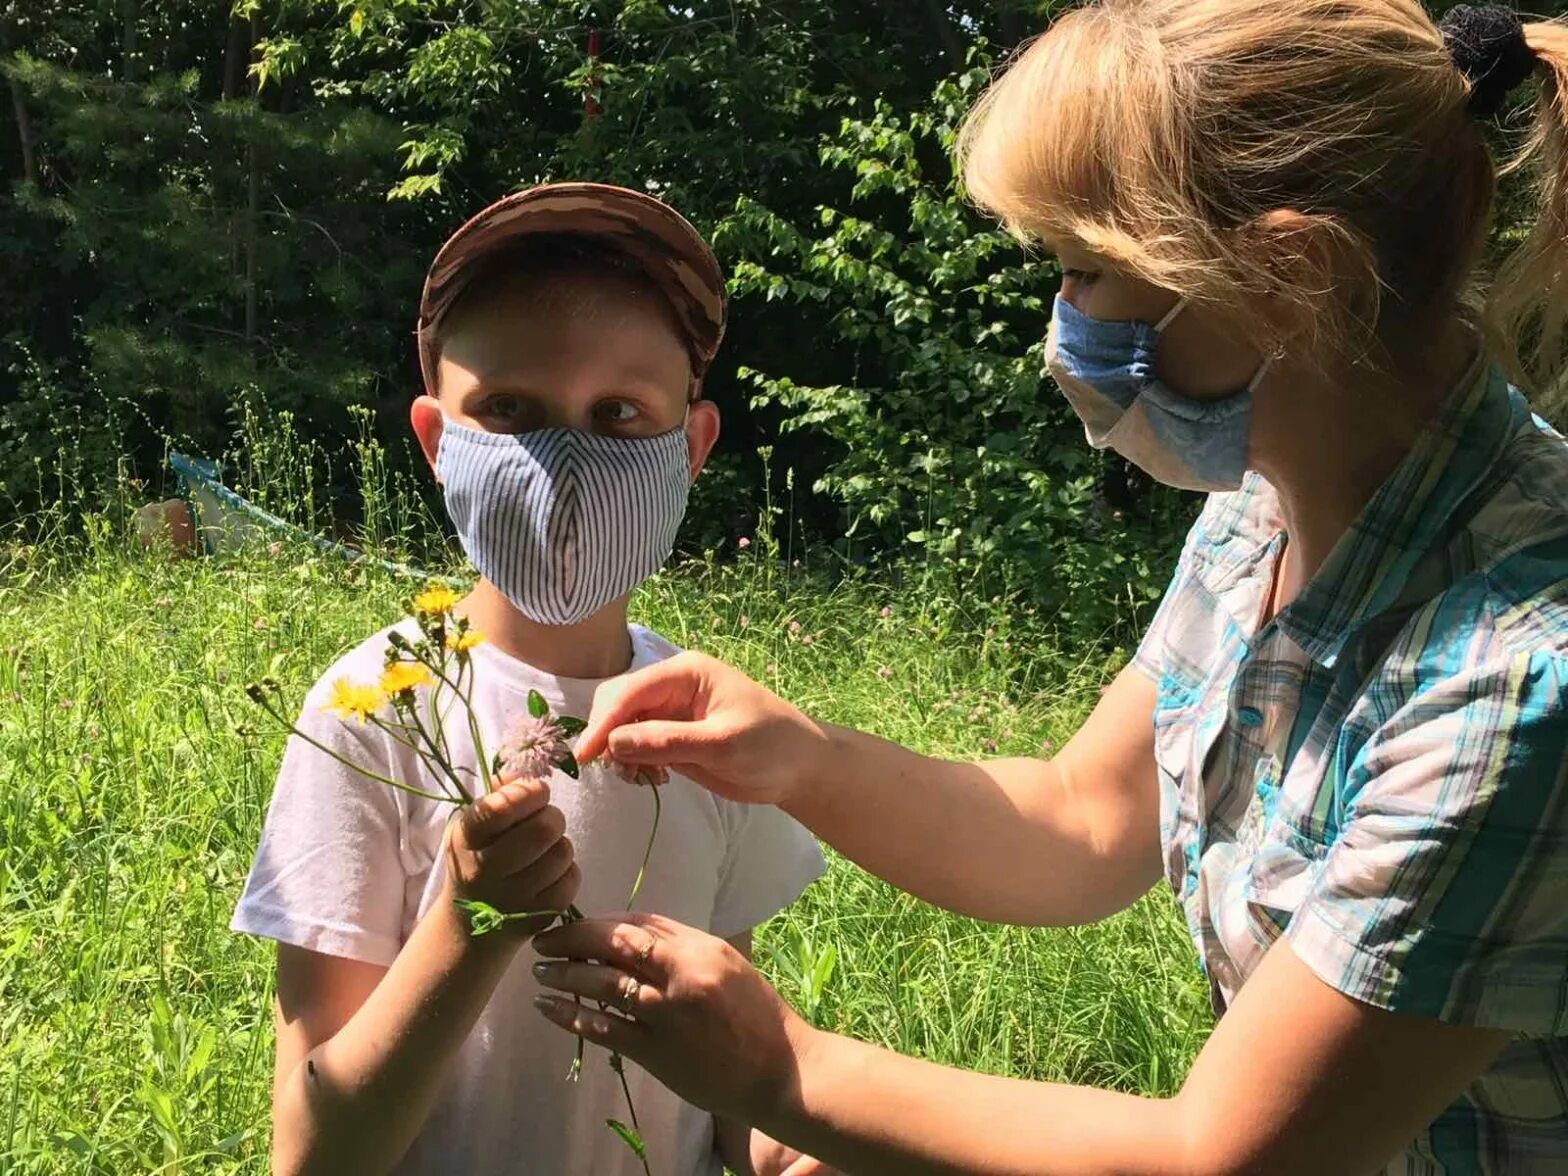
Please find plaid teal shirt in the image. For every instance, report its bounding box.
[1133,360,1568,1173]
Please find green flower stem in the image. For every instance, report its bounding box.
[626,784,661,911]
[423,652,492,795]
[366,711,469,805]
[247,692,455,805]
[422,655,458,780]
[379,693,472,805]
[608,776,657,1173]
[455,654,493,795]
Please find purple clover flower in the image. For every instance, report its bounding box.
[497,712,569,782]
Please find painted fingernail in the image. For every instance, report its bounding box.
[531,961,548,976]
[532,994,557,1010]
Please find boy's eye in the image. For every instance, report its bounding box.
[486,395,524,419]
[592,400,641,426]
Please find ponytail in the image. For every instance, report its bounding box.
[1489,22,1568,404]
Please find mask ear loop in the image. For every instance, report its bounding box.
[1155,297,1272,393]
[1153,298,1189,333]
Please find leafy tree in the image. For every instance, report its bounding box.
[6,0,1555,639]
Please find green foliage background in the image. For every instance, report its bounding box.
[0,0,1560,638]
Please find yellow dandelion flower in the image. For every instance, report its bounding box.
[446,630,485,653]
[380,662,434,696]
[323,677,386,723]
[413,585,460,617]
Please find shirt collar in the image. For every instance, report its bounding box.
[1275,357,1514,667]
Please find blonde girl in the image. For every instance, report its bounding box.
[530,4,1568,1172]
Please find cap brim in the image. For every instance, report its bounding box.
[417,182,726,392]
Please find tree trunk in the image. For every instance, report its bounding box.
[8,71,37,187]
[999,2,1030,50]
[121,0,140,81]
[244,10,260,347]
[919,0,965,72]
[222,15,249,101]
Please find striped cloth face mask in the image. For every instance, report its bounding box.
[435,416,692,626]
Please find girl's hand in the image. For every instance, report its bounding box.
[751,1130,838,1176]
[530,912,815,1124]
[576,651,828,808]
[444,778,580,938]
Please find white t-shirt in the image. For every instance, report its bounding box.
[232,621,825,1176]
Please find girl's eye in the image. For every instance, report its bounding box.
[1063,267,1101,285]
[593,400,640,425]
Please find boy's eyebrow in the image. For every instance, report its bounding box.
[607,358,690,387]
[458,373,684,403]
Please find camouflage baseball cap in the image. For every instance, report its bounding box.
[416,182,727,393]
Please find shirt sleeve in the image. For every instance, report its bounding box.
[1132,500,1216,681]
[230,678,410,967]
[1286,649,1568,1035]
[708,803,826,941]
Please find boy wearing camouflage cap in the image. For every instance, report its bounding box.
[232,184,826,1175]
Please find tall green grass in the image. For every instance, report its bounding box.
[0,453,1210,1172]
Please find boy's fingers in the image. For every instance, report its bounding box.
[532,862,581,913]
[579,655,705,763]
[463,778,551,843]
[473,821,569,878]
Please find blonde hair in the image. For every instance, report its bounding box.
[958,0,1568,398]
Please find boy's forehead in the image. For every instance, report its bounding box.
[417,183,726,396]
[436,274,694,397]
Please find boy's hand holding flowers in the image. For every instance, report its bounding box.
[444,777,579,941]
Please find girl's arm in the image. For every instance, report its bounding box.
[579,657,1163,927]
[534,919,1510,1176]
[762,943,1509,1175]
[270,779,578,1176]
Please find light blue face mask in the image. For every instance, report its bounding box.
[1044,294,1267,493]
[435,418,692,626]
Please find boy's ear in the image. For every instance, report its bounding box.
[410,395,445,478]
[684,398,721,481]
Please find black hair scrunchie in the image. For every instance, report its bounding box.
[1439,4,1536,118]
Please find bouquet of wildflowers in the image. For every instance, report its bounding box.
[247,585,664,1172]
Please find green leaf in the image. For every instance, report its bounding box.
[386,173,443,202]
[606,1119,647,1161]
[455,899,560,936]
[556,751,580,780]
[455,899,507,936]
[556,715,587,737]
[527,689,548,719]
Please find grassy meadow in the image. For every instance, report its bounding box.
[0,498,1211,1173]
